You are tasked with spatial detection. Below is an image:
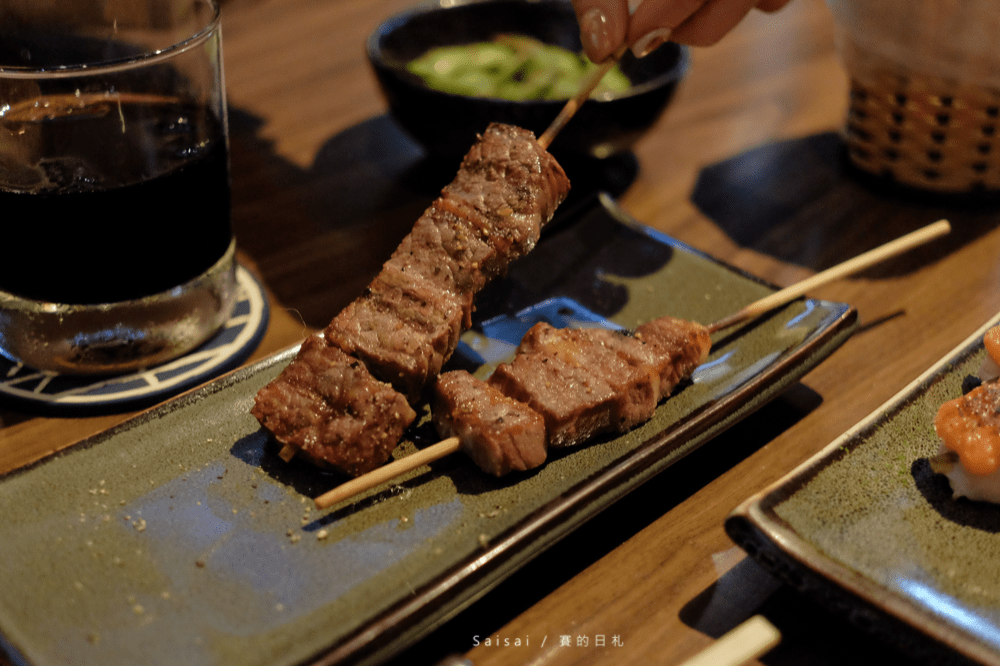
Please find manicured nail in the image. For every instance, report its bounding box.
[581,7,614,60]
[632,28,672,58]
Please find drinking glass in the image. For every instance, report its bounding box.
[0,0,236,374]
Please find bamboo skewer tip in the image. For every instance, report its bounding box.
[679,615,781,666]
[313,437,461,510]
[707,219,950,334]
[537,44,629,149]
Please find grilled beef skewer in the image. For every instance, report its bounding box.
[434,316,711,477]
[429,218,951,480]
[314,316,710,507]
[311,219,950,508]
[252,123,570,476]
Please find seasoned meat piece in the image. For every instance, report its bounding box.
[579,329,663,427]
[435,193,540,278]
[250,335,416,477]
[431,122,571,286]
[634,316,712,396]
[325,263,467,403]
[389,204,495,312]
[446,122,568,230]
[489,317,712,449]
[489,324,620,448]
[591,328,665,409]
[433,370,547,477]
[516,324,660,432]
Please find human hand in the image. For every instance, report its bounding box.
[573,0,795,62]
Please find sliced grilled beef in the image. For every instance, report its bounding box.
[253,123,570,476]
[488,317,712,449]
[633,316,712,395]
[490,324,636,447]
[325,263,468,403]
[250,335,416,477]
[433,370,547,477]
[388,204,495,320]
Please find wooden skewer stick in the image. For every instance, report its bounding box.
[537,44,629,150]
[679,615,781,666]
[312,219,950,510]
[706,219,951,334]
[315,437,460,509]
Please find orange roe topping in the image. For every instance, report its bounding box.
[934,386,1000,476]
[985,326,1000,367]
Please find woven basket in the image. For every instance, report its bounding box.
[831,4,1000,194]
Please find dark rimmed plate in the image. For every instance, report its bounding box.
[726,313,1000,666]
[0,195,856,666]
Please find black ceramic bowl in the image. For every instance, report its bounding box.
[366,0,689,161]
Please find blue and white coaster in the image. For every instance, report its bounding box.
[0,264,269,413]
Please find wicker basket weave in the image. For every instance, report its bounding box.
[831,3,1000,194]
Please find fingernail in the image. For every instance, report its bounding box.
[631,28,672,58]
[581,7,614,60]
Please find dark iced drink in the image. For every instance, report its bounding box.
[1,98,232,304]
[0,0,236,374]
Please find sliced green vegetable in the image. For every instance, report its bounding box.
[404,34,631,101]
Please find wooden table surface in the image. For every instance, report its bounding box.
[3,0,1000,665]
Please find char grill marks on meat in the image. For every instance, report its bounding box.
[434,370,547,477]
[432,316,711,475]
[489,317,711,448]
[488,324,625,448]
[250,335,417,477]
[324,262,468,405]
[326,123,570,403]
[252,123,570,477]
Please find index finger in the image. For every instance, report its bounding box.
[572,0,630,62]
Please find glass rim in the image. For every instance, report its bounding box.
[0,0,220,79]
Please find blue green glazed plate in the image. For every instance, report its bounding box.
[0,195,856,666]
[727,313,1000,666]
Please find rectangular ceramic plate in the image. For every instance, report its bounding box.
[727,312,1000,666]
[0,195,856,666]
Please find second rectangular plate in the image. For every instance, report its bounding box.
[727,313,1000,666]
